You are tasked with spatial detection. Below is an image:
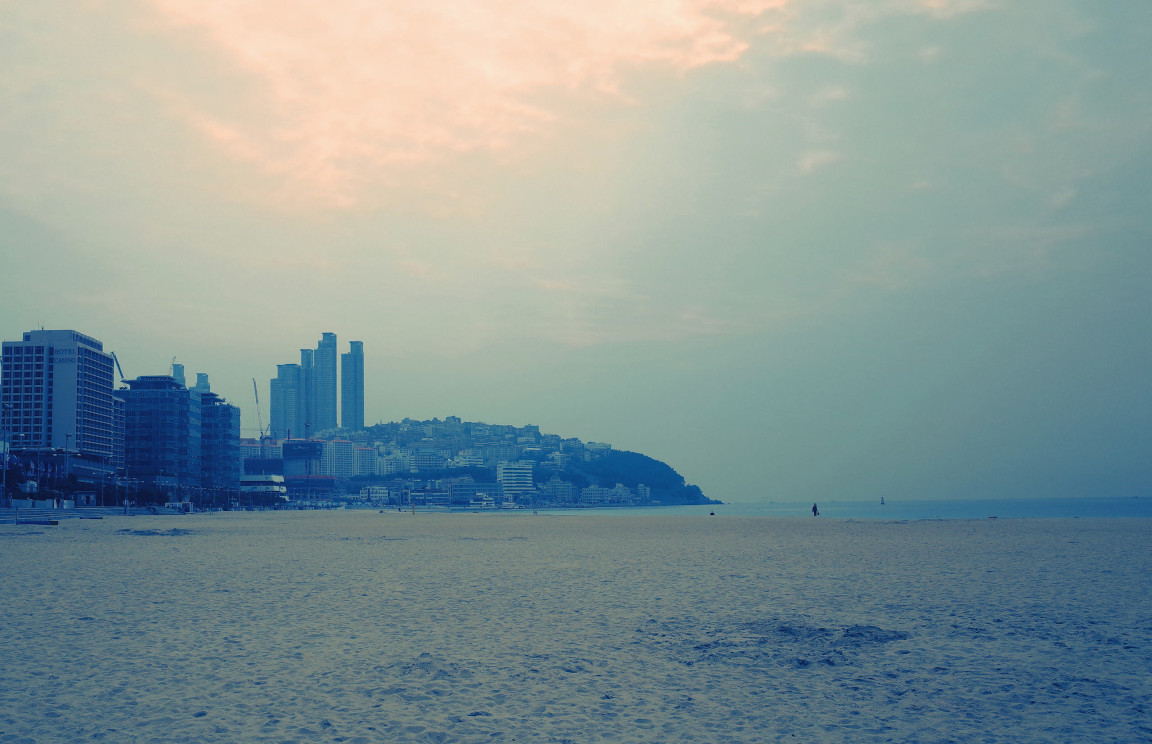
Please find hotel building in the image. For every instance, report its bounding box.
[0,330,117,459]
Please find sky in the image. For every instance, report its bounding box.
[2,0,1150,503]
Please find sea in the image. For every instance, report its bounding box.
[547,496,1152,520]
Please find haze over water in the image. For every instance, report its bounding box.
[589,497,1152,520]
[2,1,1150,505]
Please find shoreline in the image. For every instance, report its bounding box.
[5,493,1151,527]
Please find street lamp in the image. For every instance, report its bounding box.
[100,455,109,507]
[64,433,72,503]
[1,431,7,509]
[9,433,27,505]
[1,403,11,508]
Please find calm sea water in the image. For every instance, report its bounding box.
[549,497,1152,520]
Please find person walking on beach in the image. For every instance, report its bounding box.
[812,503,820,516]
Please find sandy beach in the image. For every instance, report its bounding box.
[1,512,1149,743]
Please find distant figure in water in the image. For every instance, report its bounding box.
[812,503,820,516]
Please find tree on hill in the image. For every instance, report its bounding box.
[566,450,716,505]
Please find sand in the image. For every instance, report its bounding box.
[1,512,1149,743]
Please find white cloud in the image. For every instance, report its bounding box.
[796,149,841,174]
[143,0,782,208]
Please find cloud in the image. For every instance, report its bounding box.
[1048,187,1077,210]
[850,243,934,290]
[960,223,1092,278]
[145,0,783,208]
[2,0,995,217]
[796,149,841,173]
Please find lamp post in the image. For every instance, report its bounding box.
[1,431,7,509]
[64,433,72,504]
[100,455,108,507]
[1,404,8,508]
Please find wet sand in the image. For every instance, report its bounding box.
[1,511,1149,743]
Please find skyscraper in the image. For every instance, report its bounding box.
[299,347,314,438]
[313,332,338,434]
[0,330,117,458]
[269,333,346,440]
[269,363,303,440]
[340,340,364,430]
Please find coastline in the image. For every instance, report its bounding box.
[554,496,1152,520]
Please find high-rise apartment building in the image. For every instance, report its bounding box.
[199,383,241,490]
[269,363,303,440]
[299,348,314,437]
[270,332,350,439]
[121,375,202,486]
[340,340,364,430]
[120,373,239,488]
[321,438,358,478]
[313,332,338,434]
[0,330,117,458]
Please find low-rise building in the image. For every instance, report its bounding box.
[498,460,534,503]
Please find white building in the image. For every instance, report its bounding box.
[497,460,535,502]
[321,439,357,478]
[580,485,611,506]
[379,456,406,475]
[356,445,377,476]
[1,330,117,458]
[452,449,485,468]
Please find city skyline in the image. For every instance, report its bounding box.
[2,2,1150,503]
[0,326,696,508]
[268,332,364,439]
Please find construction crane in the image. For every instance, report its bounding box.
[110,352,126,383]
[252,378,267,440]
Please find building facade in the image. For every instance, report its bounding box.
[269,363,304,440]
[0,330,117,458]
[121,374,241,490]
[312,332,338,434]
[121,375,202,486]
[270,332,354,440]
[299,348,314,437]
[340,340,364,430]
[497,460,535,503]
[200,389,241,490]
[321,438,357,478]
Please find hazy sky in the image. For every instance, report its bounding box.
[3,0,1149,503]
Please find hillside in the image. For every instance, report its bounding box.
[352,417,716,506]
[547,450,716,505]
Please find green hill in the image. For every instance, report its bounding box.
[556,450,717,505]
